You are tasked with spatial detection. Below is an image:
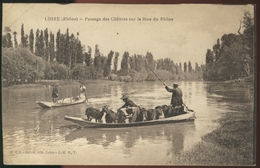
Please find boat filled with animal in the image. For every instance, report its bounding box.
[64,105,196,128]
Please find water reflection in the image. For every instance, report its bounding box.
[65,122,195,156]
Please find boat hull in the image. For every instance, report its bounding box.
[36,97,86,108]
[64,111,196,128]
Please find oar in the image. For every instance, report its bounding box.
[145,61,168,87]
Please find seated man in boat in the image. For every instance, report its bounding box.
[118,95,140,123]
[52,83,59,102]
[165,83,184,112]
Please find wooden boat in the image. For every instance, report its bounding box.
[36,95,87,108]
[64,110,196,128]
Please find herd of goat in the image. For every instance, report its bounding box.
[85,105,184,123]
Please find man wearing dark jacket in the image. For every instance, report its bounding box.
[165,83,183,107]
[52,83,59,102]
[118,95,139,122]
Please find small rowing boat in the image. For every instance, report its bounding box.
[36,95,87,108]
[64,110,195,128]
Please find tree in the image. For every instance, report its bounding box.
[56,29,61,62]
[121,51,130,74]
[13,31,18,48]
[29,29,34,53]
[113,52,119,72]
[2,47,45,85]
[2,26,13,48]
[188,61,193,73]
[213,39,221,61]
[49,32,55,62]
[145,52,154,70]
[84,46,92,66]
[44,28,49,61]
[183,62,187,73]
[205,49,214,64]
[35,29,41,57]
[103,51,114,77]
[21,24,28,47]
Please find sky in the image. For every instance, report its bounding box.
[2,3,255,67]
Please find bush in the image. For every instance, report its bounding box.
[2,47,45,86]
[118,75,132,82]
[108,73,118,81]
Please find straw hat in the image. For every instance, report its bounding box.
[120,95,129,99]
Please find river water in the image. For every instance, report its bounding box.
[2,81,254,165]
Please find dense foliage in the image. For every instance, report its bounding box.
[203,12,255,81]
[2,22,205,86]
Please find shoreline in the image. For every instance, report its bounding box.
[172,105,254,165]
[2,75,254,89]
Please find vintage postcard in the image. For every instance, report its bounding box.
[2,3,256,165]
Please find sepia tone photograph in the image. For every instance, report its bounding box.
[2,3,256,166]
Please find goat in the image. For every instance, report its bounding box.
[103,106,117,123]
[85,105,106,123]
[117,109,127,123]
[155,106,165,119]
[146,106,165,120]
[161,105,181,117]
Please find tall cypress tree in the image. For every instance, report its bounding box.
[56,29,61,62]
[184,62,187,73]
[113,52,119,72]
[188,61,193,73]
[39,30,44,59]
[44,28,49,61]
[103,50,114,77]
[21,24,28,47]
[29,29,34,53]
[121,51,129,72]
[49,31,55,62]
[35,29,40,56]
[13,31,18,48]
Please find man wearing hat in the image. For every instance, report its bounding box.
[52,83,59,102]
[118,94,139,122]
[165,83,183,107]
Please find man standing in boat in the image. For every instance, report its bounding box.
[118,95,140,123]
[52,83,59,102]
[165,83,183,107]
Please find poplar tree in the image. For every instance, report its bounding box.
[35,29,41,56]
[13,31,18,48]
[39,30,44,59]
[65,28,71,68]
[56,29,61,62]
[44,28,49,61]
[29,29,34,53]
[21,24,28,47]
[113,52,119,72]
[121,51,130,73]
[188,61,193,73]
[103,50,114,77]
[49,32,55,62]
[184,62,187,73]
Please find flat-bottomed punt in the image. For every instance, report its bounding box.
[64,110,195,128]
[36,96,87,108]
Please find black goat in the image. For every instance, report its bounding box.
[85,105,107,123]
[103,106,117,123]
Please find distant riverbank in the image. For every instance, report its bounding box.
[2,79,120,90]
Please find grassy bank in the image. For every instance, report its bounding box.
[171,101,255,165]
